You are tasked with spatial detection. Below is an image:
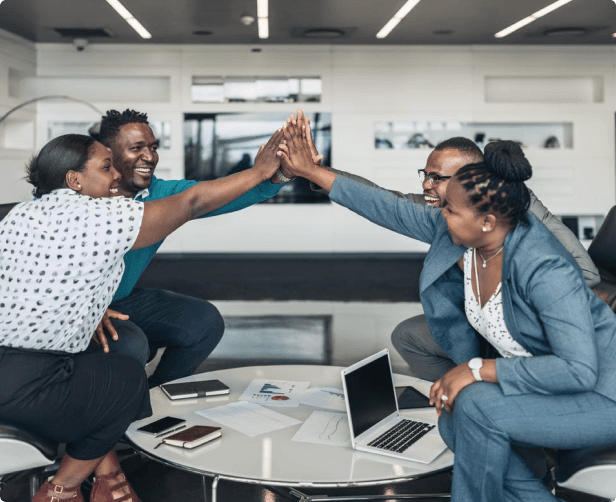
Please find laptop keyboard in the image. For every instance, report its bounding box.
[368,419,435,453]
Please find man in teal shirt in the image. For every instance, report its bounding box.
[92,109,291,387]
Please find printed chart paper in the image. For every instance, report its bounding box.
[291,411,351,447]
[239,379,310,407]
[196,401,302,437]
[298,386,346,411]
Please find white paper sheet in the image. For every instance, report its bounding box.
[238,379,310,407]
[291,411,351,447]
[298,386,346,411]
[195,401,302,437]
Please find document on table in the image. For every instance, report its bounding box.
[291,411,351,447]
[238,379,310,407]
[298,386,346,411]
[196,401,302,437]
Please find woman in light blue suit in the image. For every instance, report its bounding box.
[278,119,616,502]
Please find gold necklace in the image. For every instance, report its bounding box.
[477,246,504,269]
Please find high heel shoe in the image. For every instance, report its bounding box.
[31,480,84,502]
[90,469,142,502]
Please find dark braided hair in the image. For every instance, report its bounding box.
[26,134,95,198]
[98,109,149,147]
[455,140,532,225]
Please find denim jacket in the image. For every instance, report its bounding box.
[330,175,616,402]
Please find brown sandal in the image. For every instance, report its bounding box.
[31,481,84,502]
[90,469,142,502]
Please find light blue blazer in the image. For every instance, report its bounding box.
[330,175,616,402]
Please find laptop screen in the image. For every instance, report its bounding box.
[344,352,398,438]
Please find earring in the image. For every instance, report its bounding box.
[482,227,487,232]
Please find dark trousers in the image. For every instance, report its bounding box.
[0,347,151,460]
[107,289,225,388]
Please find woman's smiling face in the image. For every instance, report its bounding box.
[74,141,122,198]
[441,177,485,248]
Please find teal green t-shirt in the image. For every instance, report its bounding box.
[111,176,282,302]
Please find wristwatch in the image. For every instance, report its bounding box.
[468,357,483,381]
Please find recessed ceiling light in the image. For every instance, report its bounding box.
[303,28,346,38]
[495,0,574,38]
[257,0,269,39]
[54,28,113,38]
[376,0,422,39]
[105,0,151,39]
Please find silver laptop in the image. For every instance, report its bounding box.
[341,349,448,464]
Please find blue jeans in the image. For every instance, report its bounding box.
[102,288,225,388]
[438,382,616,502]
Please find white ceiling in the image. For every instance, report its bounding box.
[0,0,615,45]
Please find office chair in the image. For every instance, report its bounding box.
[0,422,60,499]
[553,205,616,500]
[589,205,616,310]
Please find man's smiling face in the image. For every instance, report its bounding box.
[422,148,476,207]
[110,122,159,197]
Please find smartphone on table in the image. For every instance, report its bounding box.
[395,386,433,409]
[137,416,187,437]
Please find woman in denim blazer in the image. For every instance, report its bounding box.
[279,127,616,502]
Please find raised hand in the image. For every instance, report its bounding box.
[253,127,285,181]
[277,116,318,179]
[294,109,324,165]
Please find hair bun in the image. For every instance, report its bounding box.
[483,140,532,183]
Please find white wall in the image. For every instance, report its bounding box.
[1,33,615,252]
[0,30,37,202]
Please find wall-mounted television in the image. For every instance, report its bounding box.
[184,112,331,204]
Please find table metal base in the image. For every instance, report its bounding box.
[289,488,450,502]
[201,474,450,502]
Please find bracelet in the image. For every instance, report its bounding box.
[275,169,294,183]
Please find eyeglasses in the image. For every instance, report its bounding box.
[418,169,452,186]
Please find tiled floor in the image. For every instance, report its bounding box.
[0,301,609,501]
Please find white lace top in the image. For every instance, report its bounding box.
[463,248,532,359]
[0,189,144,353]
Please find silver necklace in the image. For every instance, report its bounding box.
[473,247,503,308]
[476,246,504,269]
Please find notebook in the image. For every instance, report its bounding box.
[341,349,448,464]
[160,379,230,400]
[155,425,221,449]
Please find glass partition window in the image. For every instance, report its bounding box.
[374,121,573,150]
[48,120,172,149]
[48,122,95,141]
[191,77,321,104]
[184,112,331,203]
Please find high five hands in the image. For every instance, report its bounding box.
[277,109,324,178]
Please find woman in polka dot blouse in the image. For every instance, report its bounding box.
[0,132,282,502]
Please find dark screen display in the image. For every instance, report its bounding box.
[344,353,397,438]
[137,416,185,434]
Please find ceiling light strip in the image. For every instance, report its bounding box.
[257,0,269,39]
[494,0,574,38]
[106,0,152,39]
[376,0,421,39]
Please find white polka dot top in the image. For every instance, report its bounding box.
[0,189,144,353]
[463,248,532,359]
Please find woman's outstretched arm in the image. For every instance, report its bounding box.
[132,128,283,250]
